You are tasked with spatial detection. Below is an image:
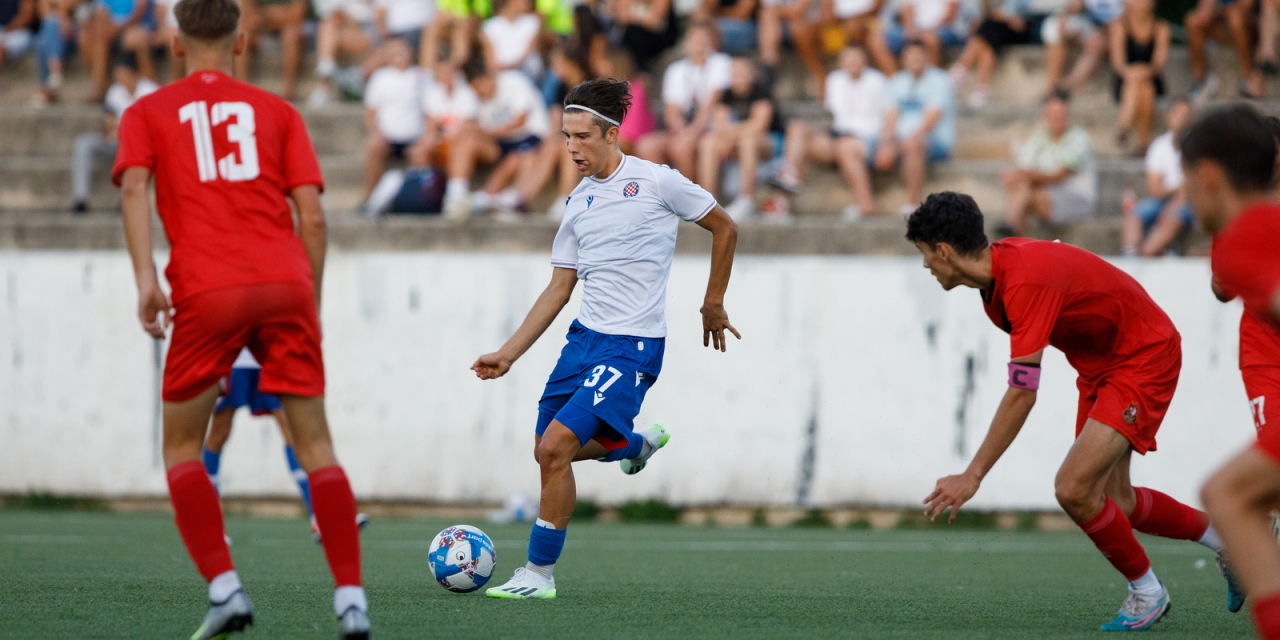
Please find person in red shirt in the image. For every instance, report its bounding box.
[905,191,1234,631]
[1188,104,1280,640]
[113,0,369,637]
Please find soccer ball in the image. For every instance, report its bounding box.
[428,525,497,593]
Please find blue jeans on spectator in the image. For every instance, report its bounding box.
[37,17,69,85]
[717,17,758,56]
[883,23,967,54]
[1135,196,1192,230]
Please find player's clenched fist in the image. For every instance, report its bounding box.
[136,280,173,339]
[472,352,514,380]
[700,303,741,352]
[924,472,980,524]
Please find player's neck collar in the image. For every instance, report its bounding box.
[588,154,627,184]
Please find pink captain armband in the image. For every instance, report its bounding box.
[1008,362,1042,391]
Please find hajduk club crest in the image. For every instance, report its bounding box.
[623,182,640,198]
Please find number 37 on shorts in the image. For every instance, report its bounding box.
[582,365,639,406]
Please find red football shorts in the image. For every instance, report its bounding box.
[163,281,325,402]
[1074,344,1181,455]
[1245,366,1280,463]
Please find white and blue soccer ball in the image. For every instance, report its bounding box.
[428,525,497,593]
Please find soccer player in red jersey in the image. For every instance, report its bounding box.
[112,0,369,637]
[1187,104,1280,640]
[905,191,1234,631]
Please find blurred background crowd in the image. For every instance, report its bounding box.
[2,0,1275,252]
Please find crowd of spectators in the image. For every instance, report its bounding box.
[0,0,1275,237]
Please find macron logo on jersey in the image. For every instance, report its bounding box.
[586,195,594,208]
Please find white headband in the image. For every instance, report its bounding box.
[564,104,620,127]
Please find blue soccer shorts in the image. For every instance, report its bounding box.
[215,367,283,416]
[536,320,665,448]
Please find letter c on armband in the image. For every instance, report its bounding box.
[1008,362,1041,391]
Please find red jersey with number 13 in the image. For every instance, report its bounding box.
[112,70,324,304]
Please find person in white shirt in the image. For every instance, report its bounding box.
[362,38,427,200]
[1121,98,1193,256]
[836,0,900,78]
[481,0,543,79]
[473,77,739,601]
[443,59,551,218]
[876,39,957,215]
[634,20,731,181]
[883,0,967,64]
[374,0,434,50]
[71,53,158,213]
[775,45,886,219]
[407,60,479,168]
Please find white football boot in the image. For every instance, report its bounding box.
[620,424,670,475]
[486,567,557,600]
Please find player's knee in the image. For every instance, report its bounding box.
[1053,475,1093,515]
[535,437,574,470]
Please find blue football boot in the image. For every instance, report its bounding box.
[1218,555,1247,613]
[1100,585,1170,632]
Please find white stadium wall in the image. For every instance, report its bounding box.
[0,251,1257,511]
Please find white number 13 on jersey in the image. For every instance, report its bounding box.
[179,101,260,182]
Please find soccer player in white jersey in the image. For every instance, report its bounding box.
[472,78,741,600]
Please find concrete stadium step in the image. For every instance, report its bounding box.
[0,207,1148,255]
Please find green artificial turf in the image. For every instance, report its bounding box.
[0,510,1255,639]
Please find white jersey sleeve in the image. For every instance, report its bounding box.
[550,207,579,270]
[652,163,717,222]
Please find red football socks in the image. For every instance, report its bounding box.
[167,460,234,582]
[1129,487,1211,541]
[1079,497,1152,581]
[1255,592,1280,640]
[309,466,362,587]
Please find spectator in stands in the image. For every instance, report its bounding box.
[834,0,898,80]
[235,0,308,100]
[31,0,74,105]
[635,21,731,181]
[363,38,427,202]
[697,57,785,221]
[875,39,955,215]
[1121,98,1192,256]
[997,92,1096,236]
[77,0,152,101]
[70,53,157,213]
[408,60,479,169]
[759,0,823,91]
[883,0,967,64]
[567,3,607,76]
[697,0,758,57]
[0,0,35,69]
[948,0,1046,109]
[1110,0,1169,154]
[433,0,489,66]
[536,45,591,221]
[605,48,658,155]
[1257,0,1279,76]
[481,0,543,78]
[1041,0,1124,95]
[443,59,550,219]
[614,0,678,71]
[1184,0,1262,99]
[308,0,376,107]
[371,0,434,66]
[776,45,885,219]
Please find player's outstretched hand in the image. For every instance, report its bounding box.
[924,473,980,524]
[700,303,741,352]
[472,352,514,380]
[137,281,172,339]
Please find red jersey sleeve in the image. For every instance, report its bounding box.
[1216,211,1280,325]
[1002,283,1066,359]
[112,101,155,186]
[282,107,324,193]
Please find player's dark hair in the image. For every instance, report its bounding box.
[564,78,632,134]
[175,0,240,41]
[1179,102,1278,192]
[462,56,490,83]
[905,192,990,257]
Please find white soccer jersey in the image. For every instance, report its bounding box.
[551,155,717,338]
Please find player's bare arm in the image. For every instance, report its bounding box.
[472,267,579,380]
[290,185,326,308]
[695,206,741,352]
[925,350,1042,523]
[120,166,171,339]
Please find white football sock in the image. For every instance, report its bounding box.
[334,585,367,615]
[1198,525,1225,554]
[472,191,493,209]
[209,570,242,603]
[495,188,521,209]
[445,178,469,200]
[638,438,655,458]
[525,562,554,580]
[316,58,337,78]
[1128,568,1162,597]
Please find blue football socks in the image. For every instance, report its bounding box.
[284,445,314,517]
[601,431,646,462]
[527,518,567,571]
[202,447,222,492]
